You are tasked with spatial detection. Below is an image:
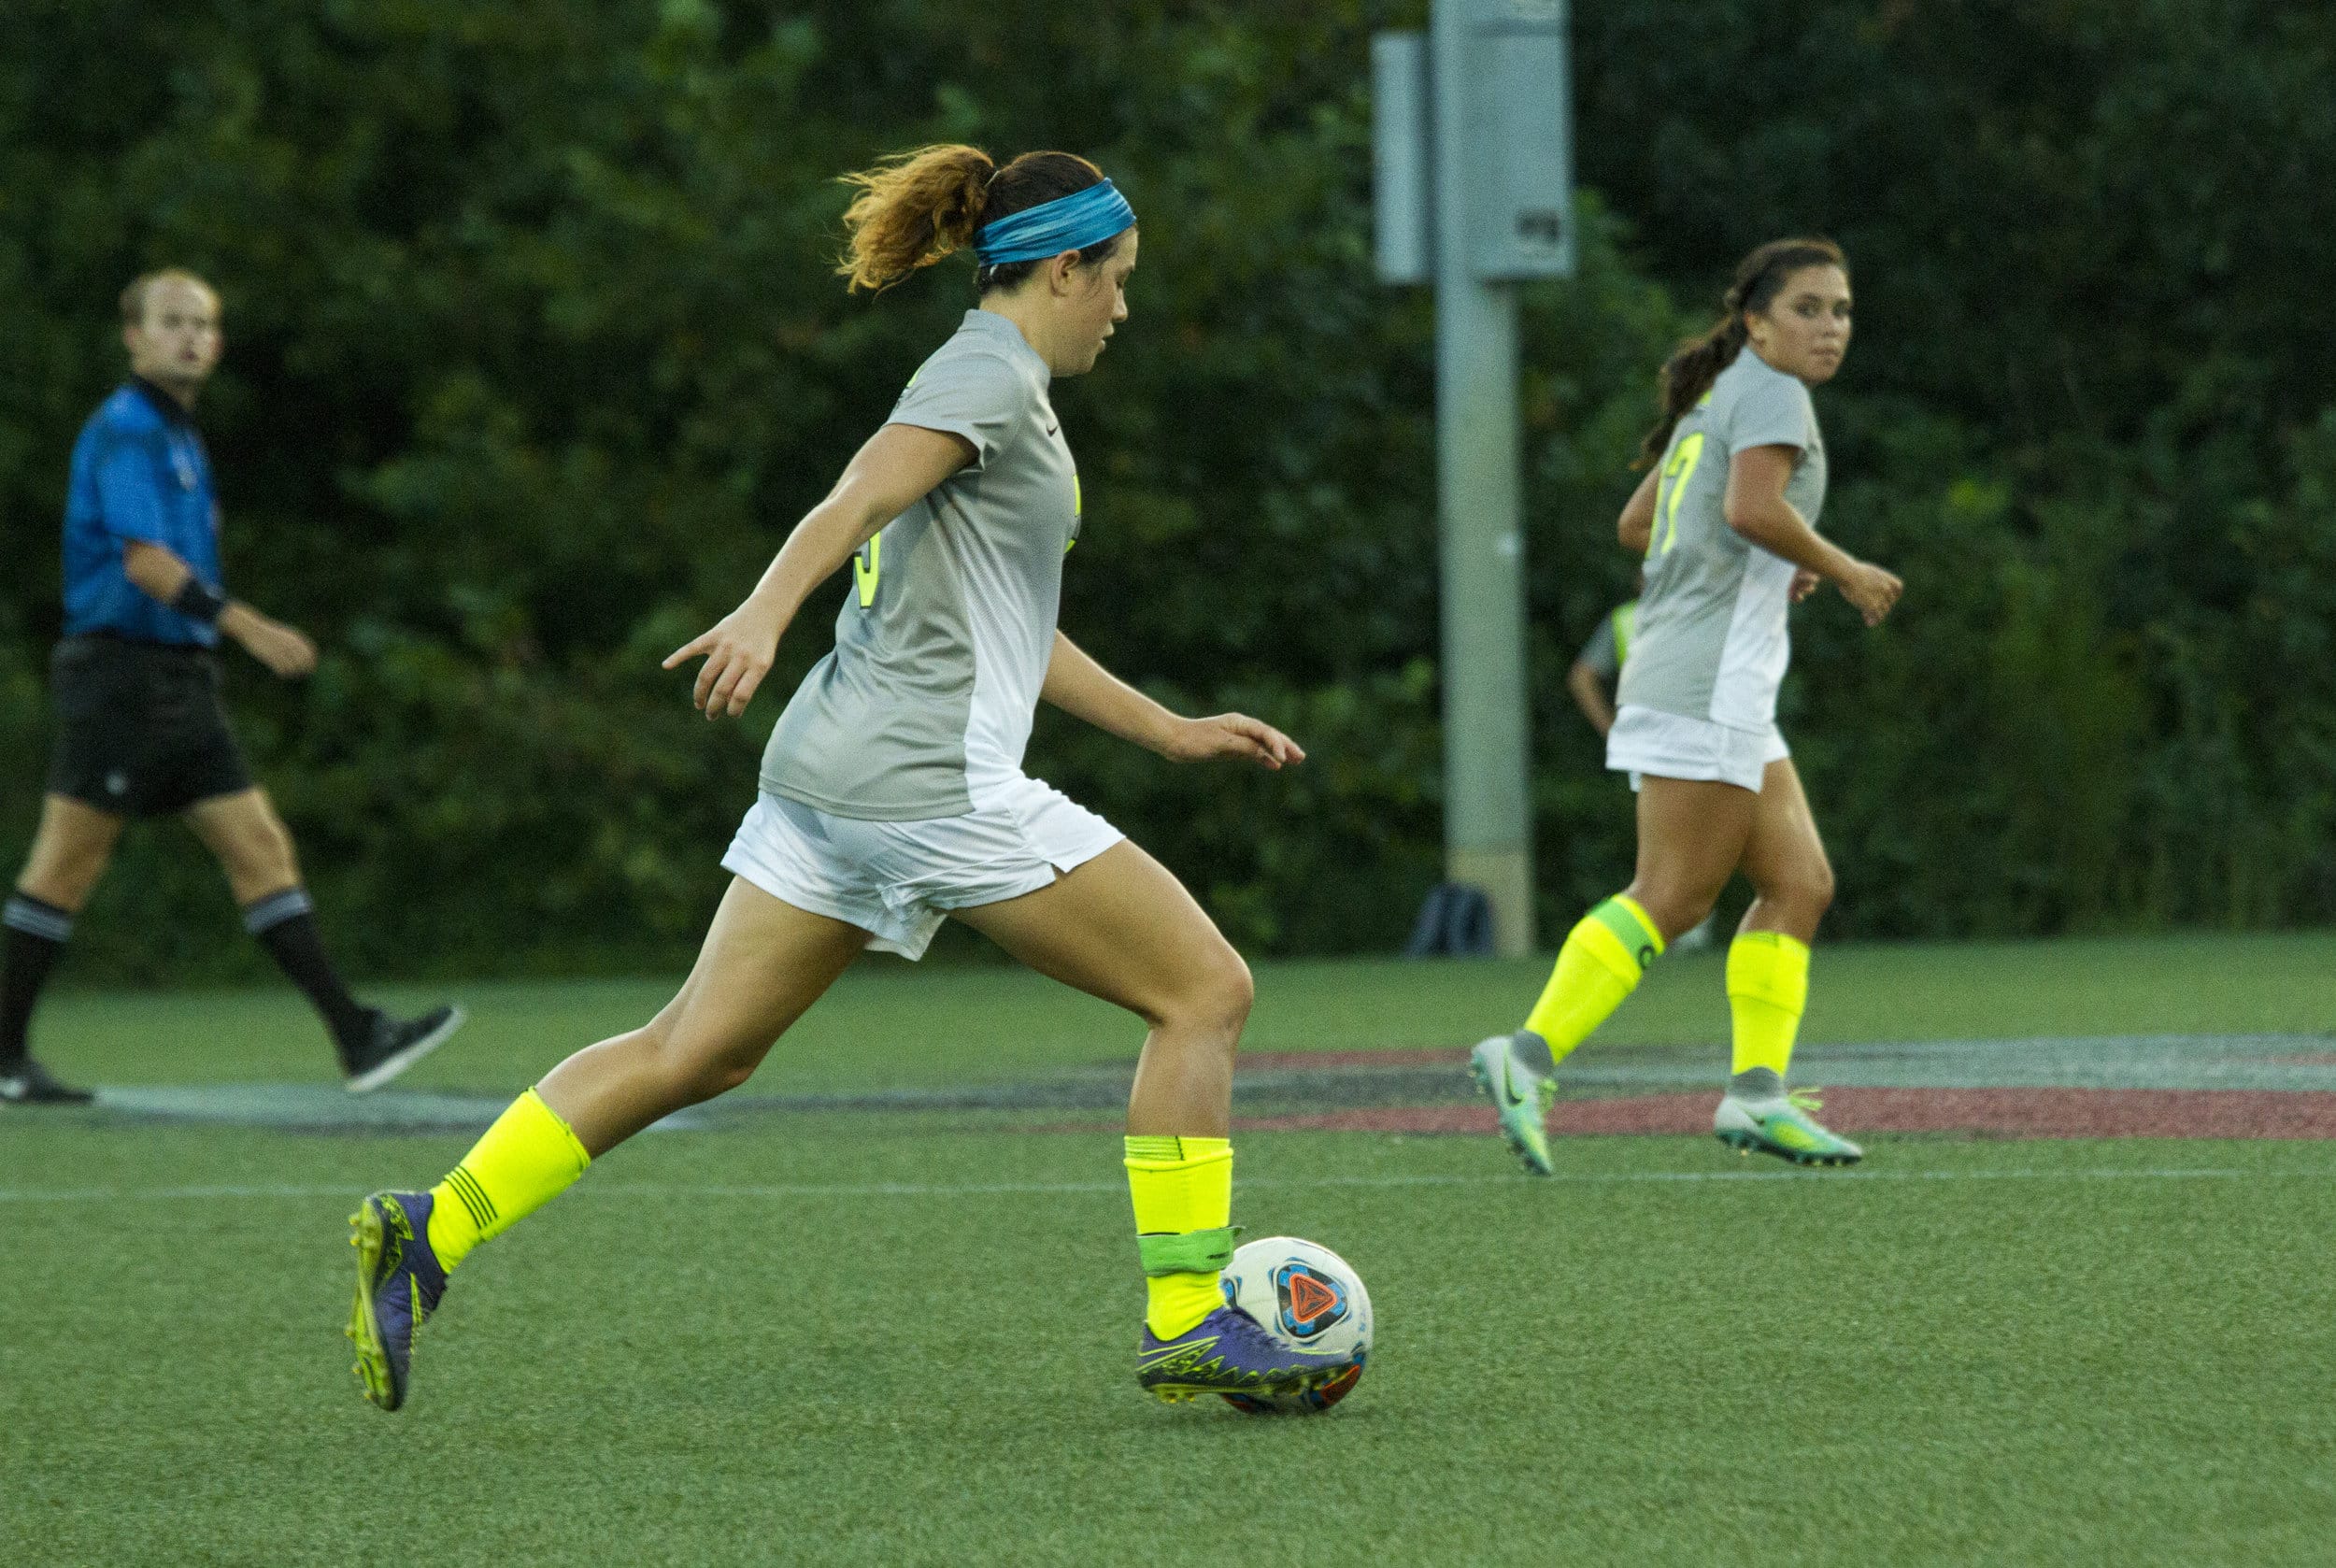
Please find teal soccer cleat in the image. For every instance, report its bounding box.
[1470,1032,1560,1175]
[1714,1088,1863,1167]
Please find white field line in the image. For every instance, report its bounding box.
[0,1165,2315,1205]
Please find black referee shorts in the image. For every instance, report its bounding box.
[45,634,254,819]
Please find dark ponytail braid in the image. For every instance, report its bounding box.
[1635,237,1847,467]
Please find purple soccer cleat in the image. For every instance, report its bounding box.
[1135,1303,1357,1404]
[345,1190,447,1412]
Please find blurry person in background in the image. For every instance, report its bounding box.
[1565,572,1637,741]
[0,269,463,1106]
[1477,237,1899,1176]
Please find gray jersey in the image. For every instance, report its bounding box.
[1616,349,1825,731]
[762,309,1079,820]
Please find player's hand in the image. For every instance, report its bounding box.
[229,613,318,678]
[1836,561,1903,627]
[1161,713,1306,770]
[1790,568,1823,603]
[663,601,784,719]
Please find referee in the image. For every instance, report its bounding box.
[0,269,463,1105]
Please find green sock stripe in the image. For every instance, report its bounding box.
[1122,1134,1185,1162]
[1615,896,1666,953]
[1588,898,1663,972]
[446,1166,497,1230]
[1137,1225,1242,1277]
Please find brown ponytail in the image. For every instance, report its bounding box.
[835,143,997,294]
[1635,236,1847,466]
[834,144,1125,296]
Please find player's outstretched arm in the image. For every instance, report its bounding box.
[121,539,316,677]
[664,422,975,719]
[1040,631,1304,770]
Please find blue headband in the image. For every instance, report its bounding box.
[972,179,1137,266]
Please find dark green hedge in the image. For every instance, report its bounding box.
[2,1,2329,981]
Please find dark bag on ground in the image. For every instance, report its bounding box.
[1403,882,1494,958]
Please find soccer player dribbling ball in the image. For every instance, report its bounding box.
[1472,238,1903,1173]
[345,147,1357,1412]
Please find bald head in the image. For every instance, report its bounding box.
[121,270,221,406]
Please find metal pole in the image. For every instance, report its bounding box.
[1432,0,1536,956]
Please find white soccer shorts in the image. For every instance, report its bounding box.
[719,775,1125,960]
[1605,705,1790,793]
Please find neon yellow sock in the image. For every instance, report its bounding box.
[426,1088,591,1271]
[1522,895,1665,1062]
[1124,1133,1234,1338]
[1728,931,1812,1078]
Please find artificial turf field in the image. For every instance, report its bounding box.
[7,933,2336,1565]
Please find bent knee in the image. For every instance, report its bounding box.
[639,1016,769,1104]
[1759,862,1835,918]
[1156,947,1253,1041]
[1215,950,1257,1032]
[1624,882,1719,943]
[220,822,297,884]
[21,853,109,911]
[691,1059,758,1099]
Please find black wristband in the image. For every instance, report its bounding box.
[170,577,228,625]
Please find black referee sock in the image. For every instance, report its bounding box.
[242,887,375,1056]
[2,893,75,1070]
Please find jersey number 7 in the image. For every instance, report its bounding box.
[1652,433,1706,557]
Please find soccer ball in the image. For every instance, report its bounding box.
[1218,1235,1373,1414]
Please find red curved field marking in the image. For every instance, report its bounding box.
[1232,1088,2336,1140]
[1236,1048,1467,1072]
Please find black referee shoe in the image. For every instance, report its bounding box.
[341,1005,467,1095]
[0,1056,96,1105]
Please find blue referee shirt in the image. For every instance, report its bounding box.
[61,378,225,648]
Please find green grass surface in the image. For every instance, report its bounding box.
[7,934,2336,1564]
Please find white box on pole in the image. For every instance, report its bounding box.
[1372,32,1432,286]
[1460,0,1574,281]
